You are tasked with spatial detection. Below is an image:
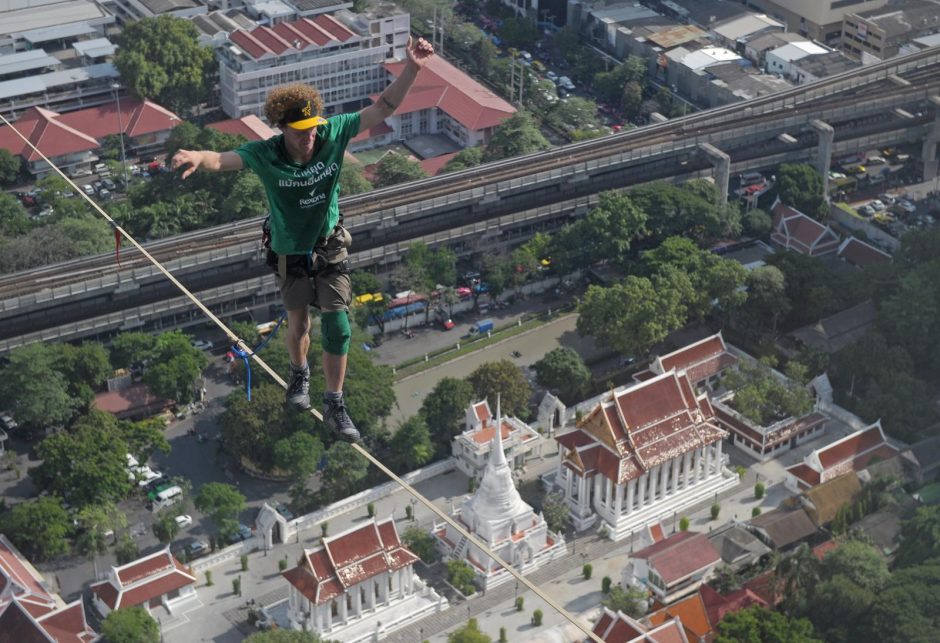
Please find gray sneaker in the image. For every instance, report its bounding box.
[323,396,360,442]
[286,364,310,411]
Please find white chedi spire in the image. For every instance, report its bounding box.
[463,394,529,522]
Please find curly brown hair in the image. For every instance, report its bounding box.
[263,84,324,126]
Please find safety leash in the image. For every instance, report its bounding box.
[230,310,288,400]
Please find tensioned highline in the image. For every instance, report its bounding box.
[0,111,605,642]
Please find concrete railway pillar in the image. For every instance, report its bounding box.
[921,96,940,182]
[698,143,730,204]
[811,120,834,201]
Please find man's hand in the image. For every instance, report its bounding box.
[406,36,435,69]
[170,149,203,179]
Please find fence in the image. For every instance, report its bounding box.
[189,537,259,574]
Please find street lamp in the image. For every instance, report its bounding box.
[110,83,129,189]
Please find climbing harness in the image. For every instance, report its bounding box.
[230,310,287,401]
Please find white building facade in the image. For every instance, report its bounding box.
[554,371,738,541]
[218,9,409,119]
[283,517,446,642]
[452,399,542,478]
[436,399,566,590]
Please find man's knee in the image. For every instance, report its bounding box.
[321,311,351,355]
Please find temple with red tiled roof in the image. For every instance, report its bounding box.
[436,398,565,590]
[452,398,541,479]
[552,371,737,540]
[633,332,738,391]
[282,517,446,640]
[591,607,691,643]
[624,531,722,603]
[770,201,841,256]
[0,534,98,642]
[713,397,827,462]
[837,236,892,268]
[784,421,898,491]
[90,547,197,620]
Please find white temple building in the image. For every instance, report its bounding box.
[554,371,739,541]
[282,517,447,642]
[435,399,566,590]
[452,399,542,479]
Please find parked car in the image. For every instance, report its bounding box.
[102,178,116,191]
[174,514,193,528]
[82,184,95,197]
[275,503,295,521]
[191,339,214,351]
[546,70,558,83]
[870,199,886,211]
[97,188,112,201]
[0,413,17,431]
[894,199,917,214]
[226,523,253,544]
[186,540,210,558]
[859,204,875,217]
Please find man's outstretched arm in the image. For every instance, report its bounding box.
[170,150,244,179]
[358,36,435,134]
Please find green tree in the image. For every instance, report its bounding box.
[338,162,373,196]
[467,360,532,418]
[740,265,790,336]
[390,415,434,472]
[742,208,773,238]
[114,16,216,115]
[866,561,940,643]
[806,574,876,643]
[404,241,458,294]
[115,534,140,565]
[320,442,369,502]
[101,605,160,643]
[121,418,172,462]
[447,618,491,643]
[774,543,821,614]
[152,509,182,544]
[541,491,568,533]
[273,430,324,505]
[402,526,439,564]
[420,377,475,454]
[75,502,127,560]
[0,496,72,561]
[577,273,690,357]
[0,192,30,237]
[776,163,828,220]
[0,148,21,185]
[195,482,246,541]
[446,560,477,595]
[57,342,112,394]
[482,112,550,162]
[723,359,813,426]
[0,342,79,430]
[498,16,538,47]
[31,411,134,507]
[442,146,483,173]
[220,172,266,221]
[895,506,940,568]
[679,516,690,531]
[819,539,889,591]
[143,330,208,403]
[373,152,428,188]
[715,606,821,643]
[110,331,157,369]
[603,584,647,618]
[533,348,591,403]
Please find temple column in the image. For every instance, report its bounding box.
[638,474,647,508]
[705,444,713,478]
[694,448,703,483]
[353,583,362,616]
[659,462,669,496]
[626,479,635,513]
[684,451,693,487]
[605,478,613,507]
[380,573,389,604]
[367,578,376,610]
[406,570,414,594]
[593,475,602,508]
[716,440,723,470]
[649,466,659,502]
[614,482,624,516]
[672,457,680,494]
[340,594,348,624]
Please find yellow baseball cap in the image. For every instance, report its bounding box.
[282,99,327,129]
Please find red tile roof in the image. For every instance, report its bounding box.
[815,423,896,481]
[647,591,713,641]
[419,151,458,176]
[699,583,767,628]
[592,608,645,642]
[380,56,515,131]
[90,549,195,611]
[770,202,840,256]
[350,120,393,143]
[58,99,181,140]
[632,531,721,586]
[657,333,736,384]
[208,114,277,141]
[285,518,418,605]
[785,462,820,488]
[559,372,725,484]
[472,400,491,424]
[811,539,839,560]
[0,106,99,162]
[94,384,173,418]
[229,15,355,60]
[837,237,891,267]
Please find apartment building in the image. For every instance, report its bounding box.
[842,0,940,60]
[742,0,888,44]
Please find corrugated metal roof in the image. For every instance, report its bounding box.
[0,62,116,101]
[73,37,116,58]
[0,50,59,78]
[21,21,97,44]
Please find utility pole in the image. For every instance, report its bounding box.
[509,56,525,107]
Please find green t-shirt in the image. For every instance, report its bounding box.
[234,112,360,256]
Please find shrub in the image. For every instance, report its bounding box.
[320,521,328,537]
[500,626,508,642]
[405,504,413,521]
[205,570,213,586]
[679,516,690,531]
[516,596,524,611]
[752,506,762,518]
[278,557,288,571]
[532,608,543,626]
[583,563,593,580]
[735,465,747,479]
[754,482,765,499]
[367,502,375,518]
[602,576,612,594]
[232,576,241,597]
[240,554,248,571]
[468,478,476,493]
[711,502,721,520]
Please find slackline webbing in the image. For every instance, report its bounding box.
[0,111,604,642]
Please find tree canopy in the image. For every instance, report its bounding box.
[390,415,434,473]
[114,16,216,115]
[775,164,828,220]
[447,617,491,643]
[194,482,246,540]
[101,606,160,643]
[533,347,591,403]
[320,441,369,502]
[373,152,428,188]
[0,342,79,430]
[420,377,475,455]
[482,111,550,162]
[0,496,72,561]
[143,330,208,403]
[467,360,531,419]
[715,606,821,643]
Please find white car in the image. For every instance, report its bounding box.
[191,339,214,351]
[136,467,163,486]
[0,413,17,431]
[546,71,558,83]
[870,200,886,212]
[174,515,193,528]
[895,199,917,214]
[859,205,875,217]
[82,184,95,197]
